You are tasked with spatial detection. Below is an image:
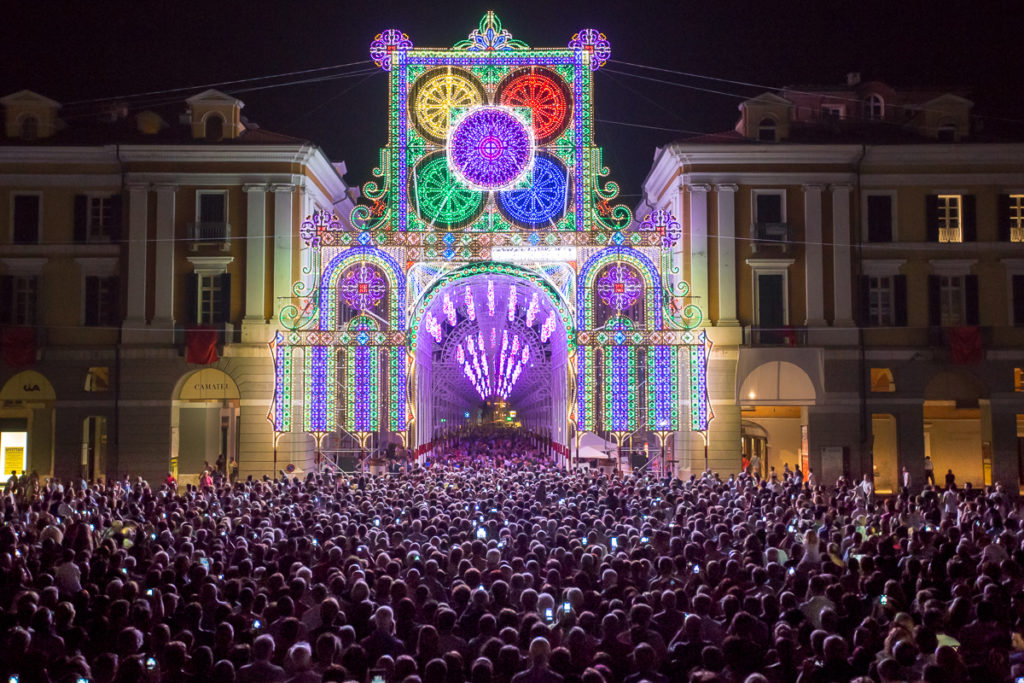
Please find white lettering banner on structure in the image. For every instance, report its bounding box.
[490,246,576,263]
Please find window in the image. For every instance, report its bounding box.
[822,104,845,120]
[84,275,119,326]
[187,257,232,325]
[198,274,224,325]
[870,368,896,393]
[192,191,228,243]
[0,275,38,325]
[198,191,226,223]
[205,114,224,141]
[939,275,966,326]
[74,195,121,243]
[866,276,894,326]
[1009,195,1024,243]
[758,117,777,142]
[754,192,784,224]
[866,195,894,242]
[937,124,957,143]
[927,194,975,242]
[867,94,884,120]
[19,116,38,141]
[1013,274,1024,326]
[748,259,794,344]
[84,367,110,392]
[928,263,978,327]
[861,264,907,327]
[937,194,962,243]
[12,194,40,244]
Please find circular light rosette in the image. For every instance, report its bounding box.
[496,67,572,144]
[410,67,486,144]
[496,153,570,228]
[339,263,387,311]
[446,106,535,191]
[596,263,643,311]
[410,152,485,229]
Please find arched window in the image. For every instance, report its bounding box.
[867,94,884,121]
[757,117,777,142]
[205,114,224,141]
[19,116,38,141]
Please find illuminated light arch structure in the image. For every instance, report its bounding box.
[270,13,710,471]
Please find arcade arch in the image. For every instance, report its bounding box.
[410,263,572,452]
[171,368,240,482]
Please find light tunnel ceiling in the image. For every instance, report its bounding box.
[417,273,566,411]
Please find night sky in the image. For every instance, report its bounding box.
[3,1,1022,203]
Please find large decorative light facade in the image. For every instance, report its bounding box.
[270,12,709,464]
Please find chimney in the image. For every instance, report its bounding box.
[846,72,861,87]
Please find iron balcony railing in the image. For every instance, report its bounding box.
[187,221,231,250]
[750,222,792,252]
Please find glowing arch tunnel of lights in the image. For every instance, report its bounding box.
[424,279,557,402]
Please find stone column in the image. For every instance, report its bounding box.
[151,184,177,341]
[271,185,294,319]
[242,185,268,342]
[832,184,855,326]
[803,184,827,328]
[715,184,739,326]
[122,184,149,342]
[896,402,926,492]
[988,400,1021,491]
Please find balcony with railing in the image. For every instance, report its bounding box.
[750,222,792,252]
[187,222,231,251]
[938,226,962,244]
[743,325,807,346]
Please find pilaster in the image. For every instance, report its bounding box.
[832,184,855,327]
[715,184,739,326]
[242,184,270,343]
[122,183,149,343]
[272,185,295,319]
[803,184,826,328]
[688,183,711,322]
[151,184,177,340]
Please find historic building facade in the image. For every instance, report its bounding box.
[639,76,1024,490]
[0,88,356,483]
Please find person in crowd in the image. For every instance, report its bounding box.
[923,455,935,486]
[0,425,1019,683]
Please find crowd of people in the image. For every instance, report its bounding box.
[425,428,556,470]
[1,429,1023,683]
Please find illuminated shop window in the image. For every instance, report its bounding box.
[85,367,109,392]
[870,368,896,393]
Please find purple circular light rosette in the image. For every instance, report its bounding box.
[447,107,534,190]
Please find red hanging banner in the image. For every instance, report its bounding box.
[1,327,36,368]
[185,326,219,365]
[947,326,982,364]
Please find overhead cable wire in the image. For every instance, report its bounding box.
[56,68,382,123]
[609,58,1024,129]
[64,60,375,106]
